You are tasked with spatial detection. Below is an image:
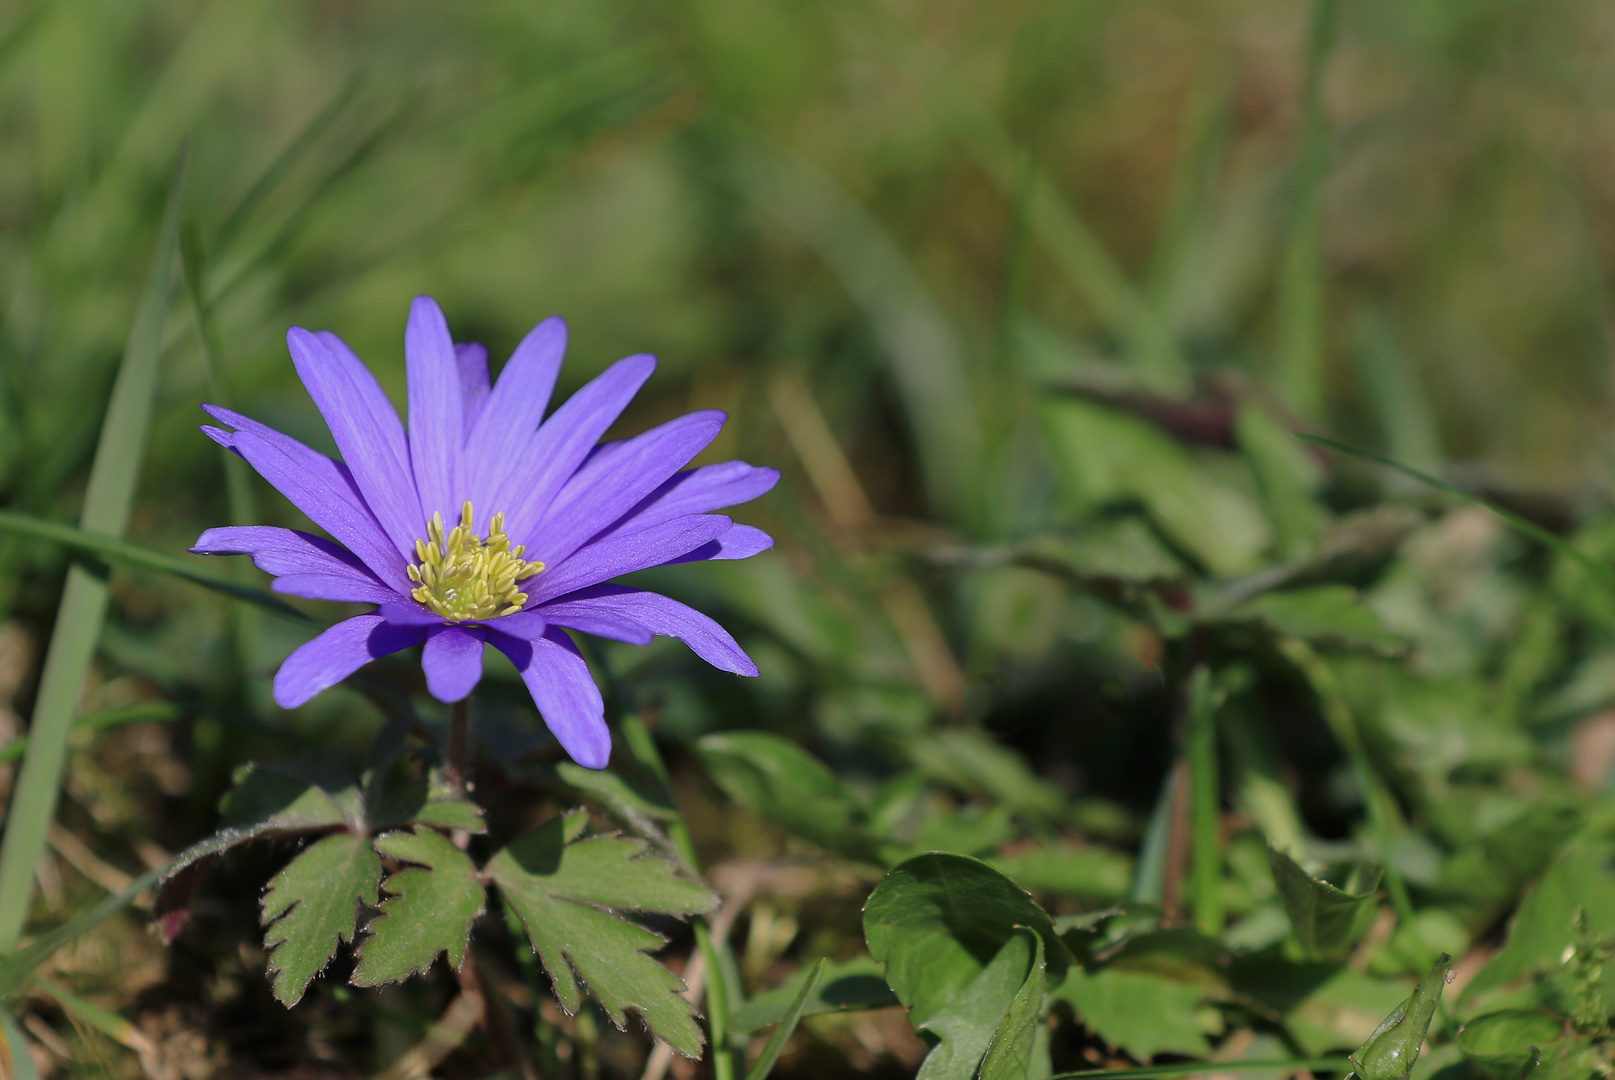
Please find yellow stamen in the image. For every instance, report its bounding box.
[407,501,544,622]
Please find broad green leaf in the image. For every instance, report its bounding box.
[486,810,717,1057]
[1236,403,1323,561]
[696,732,875,860]
[979,932,1047,1080]
[1280,966,1419,1059]
[556,757,680,823]
[916,930,1038,1080]
[987,846,1134,902]
[261,833,382,1006]
[863,852,1066,1026]
[1053,966,1210,1059]
[1349,953,1452,1080]
[1227,587,1398,652]
[728,957,898,1034]
[906,729,1066,821]
[1457,1010,1562,1080]
[1269,847,1381,959]
[1041,397,1270,575]
[1435,805,1583,933]
[352,829,485,986]
[1461,842,1615,1012]
[742,958,828,1080]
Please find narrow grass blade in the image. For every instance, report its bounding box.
[742,958,827,1080]
[0,154,186,952]
[1299,434,1615,591]
[1187,666,1224,937]
[1274,0,1339,420]
[0,702,181,766]
[0,1007,41,1080]
[1049,1059,1351,1080]
[0,866,164,1000]
[0,510,308,619]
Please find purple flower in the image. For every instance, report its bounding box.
[192,297,776,768]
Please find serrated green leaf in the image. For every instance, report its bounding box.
[351,829,484,987]
[980,931,1046,1080]
[367,776,485,835]
[1349,953,1452,1080]
[261,833,381,1006]
[486,809,717,1057]
[917,930,1038,1080]
[696,732,876,860]
[729,957,898,1034]
[1269,847,1381,959]
[863,852,1067,1027]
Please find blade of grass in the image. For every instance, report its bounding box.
[0,510,308,619]
[741,957,827,1080]
[1187,666,1224,937]
[0,866,164,1000]
[1049,1059,1351,1080]
[0,702,181,767]
[1274,0,1339,420]
[1298,433,1615,591]
[0,153,186,952]
[0,1007,41,1080]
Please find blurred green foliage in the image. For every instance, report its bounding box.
[4,0,1615,1077]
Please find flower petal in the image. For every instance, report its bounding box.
[421,624,485,703]
[200,406,367,516]
[463,316,566,530]
[191,525,397,604]
[673,524,775,563]
[484,609,548,638]
[540,585,756,674]
[495,353,656,546]
[487,628,609,769]
[404,296,465,527]
[379,601,447,626]
[595,461,779,542]
[528,514,732,605]
[456,343,490,431]
[287,328,423,558]
[529,410,725,566]
[274,614,427,708]
[228,430,413,593]
[530,598,652,645]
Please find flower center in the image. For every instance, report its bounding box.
[406,501,544,622]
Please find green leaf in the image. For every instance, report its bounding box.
[0,1008,41,1080]
[1349,953,1453,1080]
[696,732,876,860]
[1457,1010,1563,1080]
[1269,847,1381,959]
[728,956,899,1034]
[863,852,1066,1027]
[1052,966,1210,1060]
[1237,403,1323,561]
[986,846,1134,902]
[1226,586,1399,652]
[0,866,164,1001]
[485,809,717,1057]
[367,776,486,835]
[906,729,1066,822]
[916,930,1040,1080]
[352,828,485,986]
[742,958,828,1080]
[979,932,1047,1080]
[261,833,382,1006]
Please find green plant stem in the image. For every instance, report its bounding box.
[0,155,185,952]
[621,717,738,1080]
[1049,1059,1351,1080]
[1280,638,1415,926]
[1187,666,1224,937]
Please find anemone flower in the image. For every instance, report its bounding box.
[192,297,776,768]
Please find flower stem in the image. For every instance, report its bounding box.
[446,699,470,798]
